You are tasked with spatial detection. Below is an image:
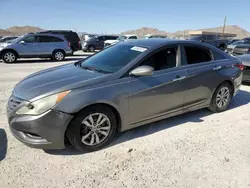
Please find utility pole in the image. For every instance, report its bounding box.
[222,16,227,36]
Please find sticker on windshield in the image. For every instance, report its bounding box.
[131,46,147,52]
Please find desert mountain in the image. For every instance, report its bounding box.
[0,26,43,36]
[122,25,250,39]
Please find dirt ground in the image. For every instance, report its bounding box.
[0,56,250,188]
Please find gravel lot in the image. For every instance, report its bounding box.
[0,53,250,188]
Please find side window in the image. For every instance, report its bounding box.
[98,36,104,41]
[129,36,138,39]
[141,47,177,71]
[38,36,54,43]
[184,46,212,65]
[53,37,64,42]
[244,40,250,44]
[22,36,36,43]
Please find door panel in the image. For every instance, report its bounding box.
[129,69,186,124]
[17,36,38,56]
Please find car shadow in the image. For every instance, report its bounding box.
[45,89,250,156]
[6,58,85,64]
[0,129,8,161]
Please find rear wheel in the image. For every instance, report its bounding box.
[52,50,65,61]
[2,51,17,63]
[67,105,117,152]
[209,82,233,112]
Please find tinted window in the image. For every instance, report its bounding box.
[106,36,118,40]
[205,35,217,40]
[184,46,212,64]
[80,44,146,73]
[23,36,36,43]
[141,47,177,71]
[129,36,138,39]
[244,40,250,44]
[97,36,104,41]
[38,36,63,42]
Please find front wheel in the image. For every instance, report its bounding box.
[2,51,17,63]
[209,82,233,112]
[67,105,117,152]
[52,50,65,61]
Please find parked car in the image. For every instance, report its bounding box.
[227,39,240,45]
[232,43,250,56]
[82,35,119,52]
[0,33,72,63]
[235,54,250,82]
[7,39,243,151]
[143,34,168,39]
[104,34,138,48]
[0,36,18,43]
[226,38,250,54]
[37,30,81,52]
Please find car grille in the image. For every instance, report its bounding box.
[7,94,25,112]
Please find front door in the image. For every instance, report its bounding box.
[17,36,39,57]
[129,45,186,124]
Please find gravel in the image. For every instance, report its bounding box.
[0,56,250,188]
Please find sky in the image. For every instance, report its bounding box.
[1,0,250,34]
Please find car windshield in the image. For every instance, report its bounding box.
[79,44,147,73]
[9,36,22,43]
[231,41,244,45]
[117,36,127,40]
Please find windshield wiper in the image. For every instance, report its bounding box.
[79,65,111,74]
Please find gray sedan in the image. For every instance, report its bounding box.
[7,39,243,151]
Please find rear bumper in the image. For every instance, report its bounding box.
[8,110,73,149]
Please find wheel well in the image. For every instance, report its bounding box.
[1,49,19,58]
[212,80,234,99]
[64,103,122,145]
[53,49,66,55]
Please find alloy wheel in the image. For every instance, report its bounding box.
[4,52,16,63]
[55,51,64,61]
[216,87,230,108]
[81,113,111,146]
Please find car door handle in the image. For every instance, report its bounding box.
[213,66,222,70]
[173,76,186,82]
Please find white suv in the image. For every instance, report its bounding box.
[104,34,138,48]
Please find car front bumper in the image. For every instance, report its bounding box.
[8,109,73,149]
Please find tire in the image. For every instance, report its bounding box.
[52,50,65,61]
[209,82,233,113]
[219,44,226,51]
[2,51,17,63]
[88,45,95,52]
[67,105,117,152]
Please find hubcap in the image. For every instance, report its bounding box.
[55,52,64,60]
[4,52,15,63]
[81,113,111,146]
[216,87,230,108]
[89,47,94,52]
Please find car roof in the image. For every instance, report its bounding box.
[124,38,212,49]
[23,33,66,39]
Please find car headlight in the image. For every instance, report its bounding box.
[16,90,70,115]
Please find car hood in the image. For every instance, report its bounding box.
[236,54,250,66]
[13,63,109,101]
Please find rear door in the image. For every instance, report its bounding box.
[36,35,63,55]
[95,36,105,50]
[129,45,187,124]
[180,44,225,110]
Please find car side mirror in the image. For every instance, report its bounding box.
[20,41,25,44]
[129,66,154,77]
